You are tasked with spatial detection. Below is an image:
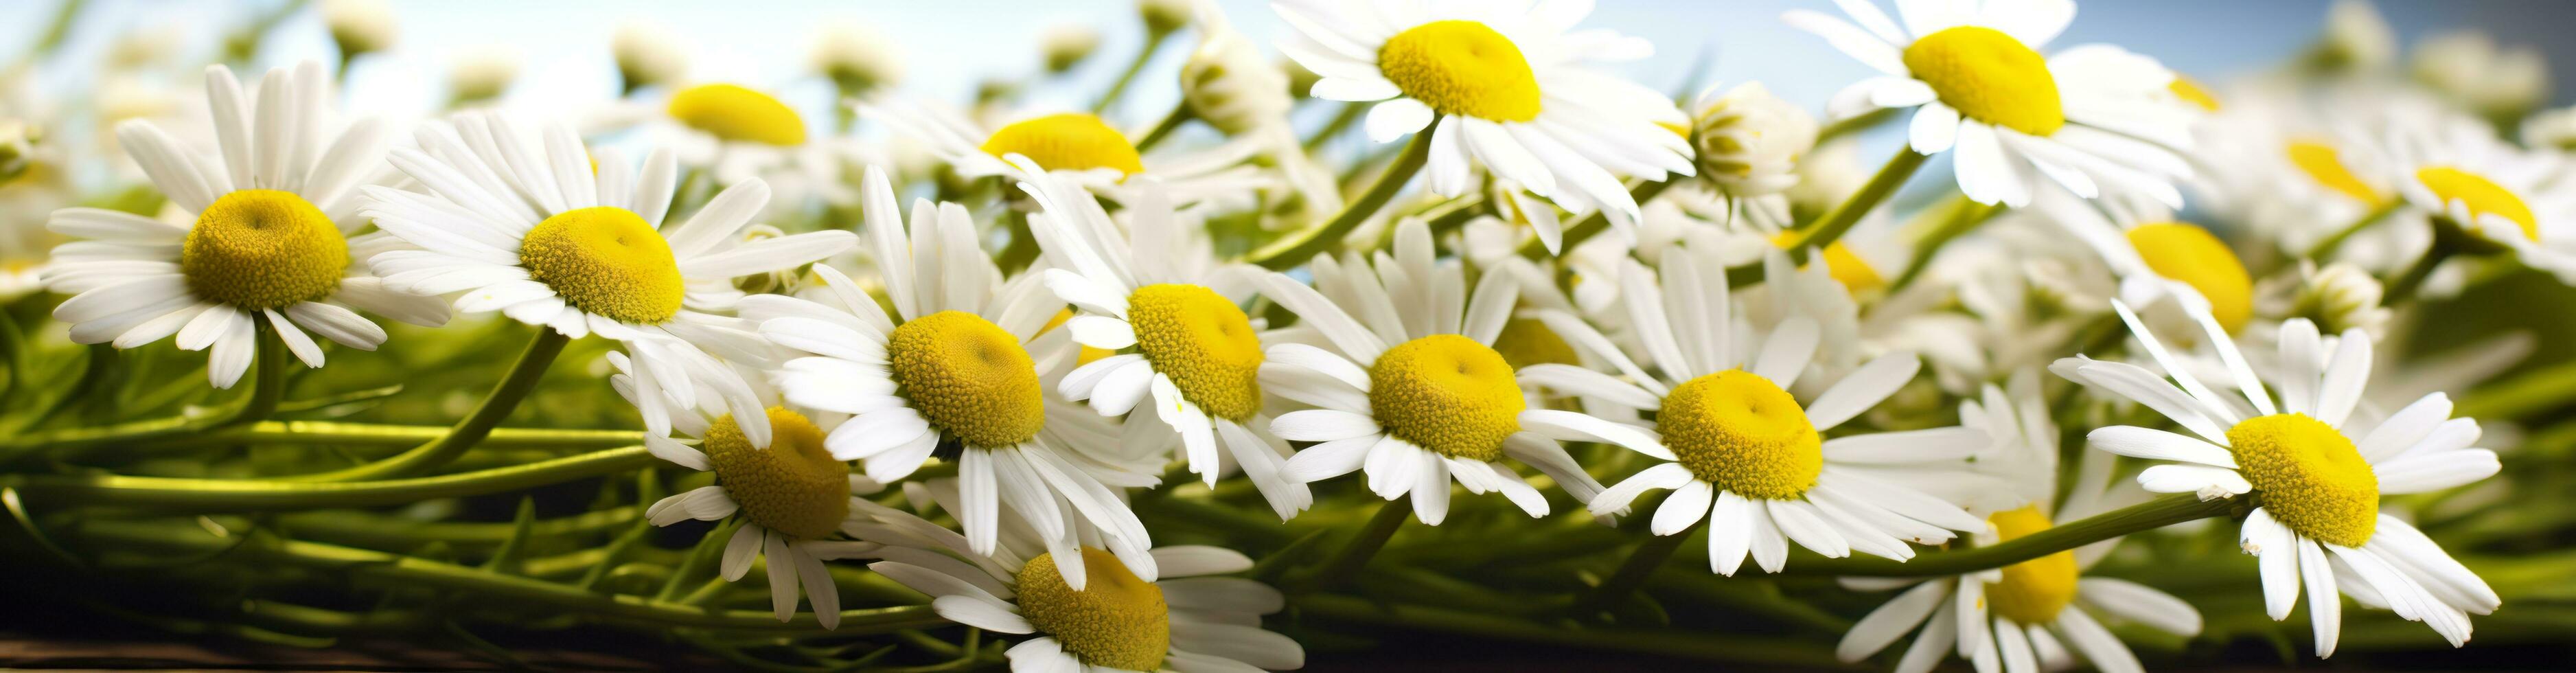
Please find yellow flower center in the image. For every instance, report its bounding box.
[1492,317,1580,369]
[1900,26,2065,137]
[1045,308,1119,366]
[2226,413,2378,547]
[887,310,1046,448]
[1772,232,1885,293]
[2168,76,2220,112]
[1126,284,1264,422]
[183,190,348,310]
[705,407,851,540]
[519,206,685,324]
[666,83,807,146]
[1377,20,1542,123]
[2285,140,2384,205]
[1985,505,2080,625]
[1017,547,1170,670]
[1368,334,1525,461]
[2124,223,2253,332]
[980,113,1145,176]
[2415,166,2539,241]
[1657,370,1822,500]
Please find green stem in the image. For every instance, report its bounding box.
[1134,104,1193,152]
[2382,241,2454,308]
[0,328,290,459]
[1783,493,2246,576]
[1724,145,1930,286]
[1,445,652,510]
[1815,108,1899,147]
[196,421,639,450]
[1245,126,1437,271]
[1515,180,1675,258]
[1293,497,1412,591]
[995,207,1042,274]
[1090,32,1170,115]
[2303,200,2401,262]
[66,520,941,633]
[292,329,570,482]
[1300,102,1366,150]
[1296,594,1855,668]
[2456,358,2576,421]
[1887,197,2002,293]
[1569,518,1701,619]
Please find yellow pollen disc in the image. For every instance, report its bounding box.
[1492,317,1579,369]
[1985,505,2080,624]
[1016,548,1170,670]
[1901,26,2065,137]
[705,407,851,540]
[2124,223,2253,332]
[2168,76,2220,112]
[980,113,1145,176]
[2415,166,2539,241]
[1772,232,1885,293]
[1656,370,1822,500]
[666,83,807,146]
[1044,308,1118,366]
[519,206,685,323]
[887,310,1046,448]
[2285,140,2384,205]
[2226,413,2378,547]
[1126,284,1264,422]
[1368,334,1525,461]
[183,189,348,310]
[1377,20,1542,123]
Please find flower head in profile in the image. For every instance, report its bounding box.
[1791,0,2196,207]
[2058,300,2500,655]
[869,98,1304,208]
[1276,0,1694,251]
[362,111,855,446]
[43,61,448,387]
[2383,114,2576,284]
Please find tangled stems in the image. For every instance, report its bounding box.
[293,328,572,482]
[1784,493,2250,577]
[1569,518,1703,620]
[1246,125,1437,270]
[1289,497,1414,591]
[0,329,291,459]
[0,445,652,510]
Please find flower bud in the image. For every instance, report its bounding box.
[2291,261,2390,338]
[1687,82,1816,198]
[614,21,687,94]
[1040,25,1101,74]
[812,20,903,96]
[1138,0,1191,37]
[321,0,397,61]
[448,46,520,106]
[1180,2,1290,135]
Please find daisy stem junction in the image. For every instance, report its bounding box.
[1781,492,2247,577]
[287,328,572,482]
[1247,125,1437,270]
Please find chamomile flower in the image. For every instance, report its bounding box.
[1791,0,2196,207]
[2059,300,2501,654]
[1013,161,1313,520]
[1275,0,1694,249]
[1838,374,2204,673]
[615,353,875,630]
[362,111,856,446]
[2384,113,2576,283]
[855,499,1304,672]
[2185,87,2410,266]
[42,62,448,388]
[866,99,1287,207]
[1257,218,1604,525]
[1513,239,1993,574]
[2034,189,2257,333]
[748,166,1159,573]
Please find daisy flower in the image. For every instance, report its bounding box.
[1513,238,1993,574]
[2383,113,2576,283]
[2060,299,2501,654]
[853,496,1305,672]
[1789,0,2196,207]
[1011,159,1313,520]
[1274,0,1694,248]
[42,62,448,388]
[747,166,1159,576]
[1256,218,1603,525]
[866,99,1290,206]
[363,111,855,446]
[614,352,875,630]
[1839,374,2203,673]
[2032,189,2256,334]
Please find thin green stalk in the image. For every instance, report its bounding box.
[195,420,639,450]
[1569,518,1701,619]
[1090,32,1171,115]
[0,328,290,458]
[2382,240,2454,307]
[1887,198,2002,293]
[1783,493,2247,576]
[1245,126,1437,270]
[1815,108,1900,147]
[1724,146,1931,286]
[2456,358,2576,421]
[1296,594,1856,668]
[1,445,652,510]
[1291,497,1412,591]
[67,520,942,633]
[1515,180,1675,258]
[294,329,571,481]
[1300,102,1366,150]
[1134,104,1193,152]
[2302,200,2401,262]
